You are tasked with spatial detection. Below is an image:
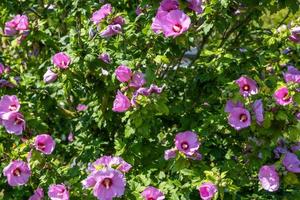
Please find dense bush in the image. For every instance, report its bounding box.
[1,0,300,199]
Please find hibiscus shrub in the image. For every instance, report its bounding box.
[1,0,300,199]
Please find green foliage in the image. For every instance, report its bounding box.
[0,0,300,199]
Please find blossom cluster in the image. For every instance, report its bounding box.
[112,65,164,112]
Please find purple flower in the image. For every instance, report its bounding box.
[91,4,112,24]
[99,53,111,64]
[136,6,143,16]
[227,107,251,130]
[52,52,71,69]
[0,95,20,117]
[112,16,125,26]
[175,131,200,156]
[92,169,126,200]
[141,186,165,200]
[48,184,69,200]
[34,134,56,155]
[115,65,132,82]
[224,100,243,113]
[273,87,293,106]
[291,142,300,153]
[29,187,44,200]
[273,146,288,159]
[252,99,264,125]
[198,182,217,200]
[43,68,58,84]
[100,24,122,38]
[258,165,280,192]
[164,148,177,160]
[159,0,179,12]
[2,112,25,135]
[129,72,146,88]
[131,84,164,106]
[235,76,258,97]
[112,91,131,113]
[88,155,132,173]
[187,0,203,14]
[76,104,88,112]
[4,21,17,36]
[283,66,300,83]
[186,152,202,160]
[282,152,300,173]
[152,10,191,38]
[3,160,31,186]
[82,172,97,189]
[289,26,300,44]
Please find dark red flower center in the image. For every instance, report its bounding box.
[283,92,291,101]
[14,117,23,125]
[102,178,112,189]
[13,168,21,176]
[242,84,250,91]
[239,114,248,122]
[181,142,189,150]
[9,104,17,111]
[38,142,46,150]
[148,198,155,200]
[173,24,182,33]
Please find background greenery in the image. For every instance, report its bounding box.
[0,0,300,199]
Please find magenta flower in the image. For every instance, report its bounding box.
[29,187,44,200]
[258,165,280,192]
[4,15,29,36]
[67,132,74,142]
[112,91,131,112]
[91,4,112,24]
[283,66,300,83]
[14,15,29,30]
[92,169,126,200]
[198,182,217,200]
[164,148,177,160]
[289,27,300,44]
[159,0,179,12]
[252,99,264,125]
[153,10,191,38]
[0,63,4,75]
[187,0,203,14]
[115,65,132,82]
[76,104,88,112]
[48,184,69,200]
[3,160,31,186]
[129,72,146,88]
[0,95,20,116]
[273,87,293,106]
[2,112,25,135]
[82,172,98,189]
[141,186,165,200]
[131,84,164,106]
[282,152,300,173]
[227,107,251,130]
[235,76,258,97]
[43,68,58,84]
[34,134,56,155]
[52,52,71,69]
[175,131,200,156]
[99,53,111,64]
[4,20,17,36]
[100,24,122,38]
